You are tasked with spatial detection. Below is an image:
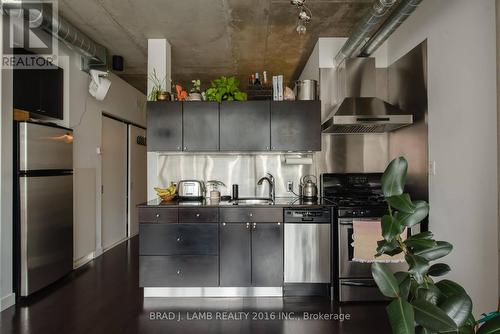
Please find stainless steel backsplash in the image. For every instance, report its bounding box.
[155,132,389,198]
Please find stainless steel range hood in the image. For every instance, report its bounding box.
[322,58,413,134]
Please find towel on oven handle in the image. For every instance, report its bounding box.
[351,219,406,263]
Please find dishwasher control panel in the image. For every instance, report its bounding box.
[284,208,331,223]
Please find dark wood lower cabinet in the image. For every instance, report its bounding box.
[219,223,251,286]
[219,222,283,287]
[139,255,218,287]
[252,223,283,286]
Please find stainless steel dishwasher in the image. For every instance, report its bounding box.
[284,208,331,283]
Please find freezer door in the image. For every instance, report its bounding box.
[19,122,73,171]
[20,174,73,296]
[284,223,331,283]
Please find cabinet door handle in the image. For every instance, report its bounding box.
[249,213,253,217]
[156,213,160,218]
[253,223,257,229]
[176,269,181,275]
[277,222,281,225]
[246,223,250,229]
[176,236,182,242]
[196,213,200,218]
[184,146,187,150]
[222,222,226,226]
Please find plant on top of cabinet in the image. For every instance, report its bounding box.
[372,156,500,334]
[205,76,247,103]
[187,79,203,101]
[148,69,168,101]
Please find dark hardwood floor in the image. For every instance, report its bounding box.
[0,237,391,333]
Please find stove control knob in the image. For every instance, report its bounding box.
[360,211,364,215]
[352,211,357,216]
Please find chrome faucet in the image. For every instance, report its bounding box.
[257,173,275,202]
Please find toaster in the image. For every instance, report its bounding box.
[177,180,205,199]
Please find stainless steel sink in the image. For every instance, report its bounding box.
[232,198,274,205]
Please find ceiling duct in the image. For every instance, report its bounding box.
[359,0,424,56]
[334,0,397,67]
[3,3,108,70]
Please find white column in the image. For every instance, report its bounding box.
[147,39,171,95]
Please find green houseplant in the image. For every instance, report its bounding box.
[205,76,247,102]
[147,69,166,101]
[372,156,500,334]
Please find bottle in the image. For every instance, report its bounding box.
[250,74,255,86]
[254,72,261,86]
[232,184,239,200]
[263,71,268,86]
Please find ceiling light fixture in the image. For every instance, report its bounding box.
[291,0,312,35]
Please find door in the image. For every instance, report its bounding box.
[183,102,219,151]
[271,101,321,151]
[252,223,283,286]
[147,102,183,151]
[284,223,331,283]
[219,223,251,286]
[102,116,128,250]
[220,101,270,151]
[19,174,73,296]
[128,125,147,237]
[19,122,73,171]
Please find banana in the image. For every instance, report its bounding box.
[154,184,177,196]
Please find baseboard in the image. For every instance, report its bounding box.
[0,293,15,312]
[73,252,95,269]
[101,235,134,254]
[93,247,103,258]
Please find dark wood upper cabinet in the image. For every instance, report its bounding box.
[14,65,63,120]
[271,101,321,152]
[219,101,270,151]
[183,101,219,151]
[147,102,183,152]
[146,100,321,152]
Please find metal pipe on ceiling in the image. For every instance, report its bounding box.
[3,3,108,69]
[359,0,424,56]
[333,0,397,67]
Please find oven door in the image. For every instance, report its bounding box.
[338,218,407,279]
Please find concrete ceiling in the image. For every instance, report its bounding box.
[58,0,374,93]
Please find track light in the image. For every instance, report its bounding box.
[291,0,312,35]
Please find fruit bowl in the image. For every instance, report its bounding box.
[158,193,176,202]
[154,185,177,202]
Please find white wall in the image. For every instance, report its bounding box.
[381,0,498,314]
[54,41,146,262]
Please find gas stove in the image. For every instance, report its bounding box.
[321,173,388,218]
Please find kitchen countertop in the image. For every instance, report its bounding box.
[138,197,336,208]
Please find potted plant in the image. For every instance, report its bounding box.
[206,180,226,200]
[188,79,203,101]
[372,156,500,334]
[148,69,169,101]
[205,76,247,102]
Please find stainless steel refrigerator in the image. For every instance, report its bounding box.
[15,121,74,297]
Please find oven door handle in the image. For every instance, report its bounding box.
[339,221,353,226]
[341,281,377,288]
